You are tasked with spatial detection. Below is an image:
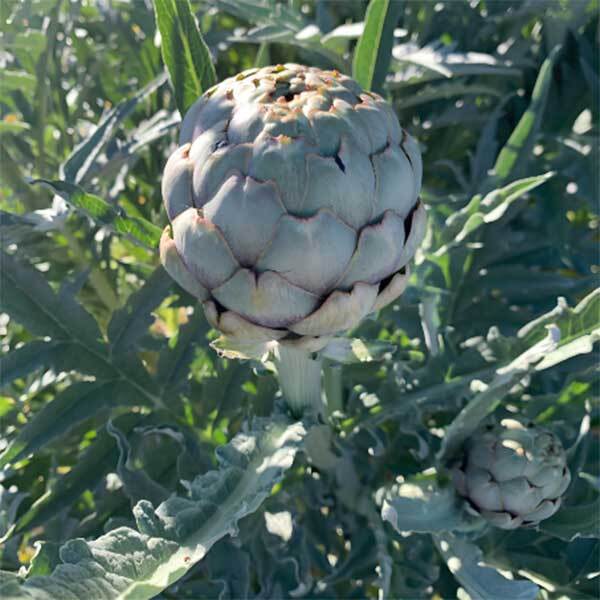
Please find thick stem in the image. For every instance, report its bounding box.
[274,345,323,417]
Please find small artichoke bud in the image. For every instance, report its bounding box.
[160,64,425,344]
[453,419,571,530]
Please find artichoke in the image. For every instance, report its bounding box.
[160,64,425,346]
[453,419,571,529]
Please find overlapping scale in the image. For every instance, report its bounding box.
[454,421,571,530]
[171,207,238,289]
[371,143,418,219]
[256,210,356,295]
[159,228,209,301]
[373,269,409,312]
[162,144,194,220]
[290,282,378,336]
[227,103,265,145]
[402,133,423,193]
[180,92,233,145]
[395,202,427,270]
[248,134,311,214]
[212,269,319,328]
[202,173,285,266]
[161,64,426,343]
[203,300,287,343]
[354,99,389,153]
[303,137,375,228]
[338,211,406,288]
[193,144,253,205]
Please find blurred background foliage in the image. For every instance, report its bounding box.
[0,0,598,598]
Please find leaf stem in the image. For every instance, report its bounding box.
[323,360,343,416]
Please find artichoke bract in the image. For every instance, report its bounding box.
[160,64,425,345]
[453,419,571,530]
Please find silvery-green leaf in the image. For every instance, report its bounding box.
[434,533,539,600]
[381,479,471,534]
[520,290,600,371]
[5,418,307,599]
[392,43,521,79]
[436,173,554,253]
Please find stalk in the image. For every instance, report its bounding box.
[323,361,343,417]
[274,345,323,417]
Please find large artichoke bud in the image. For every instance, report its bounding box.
[453,419,571,529]
[160,64,425,346]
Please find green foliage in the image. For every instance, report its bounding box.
[352,0,402,93]
[0,0,598,599]
[153,0,216,114]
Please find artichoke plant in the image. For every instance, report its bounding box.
[160,64,425,349]
[453,419,571,529]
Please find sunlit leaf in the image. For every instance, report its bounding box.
[153,0,216,115]
[353,0,401,92]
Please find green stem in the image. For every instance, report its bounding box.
[323,360,343,417]
[274,345,323,417]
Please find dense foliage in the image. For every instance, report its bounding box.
[0,1,598,598]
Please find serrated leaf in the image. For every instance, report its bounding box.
[0,251,103,346]
[520,289,600,370]
[437,172,554,252]
[352,0,401,93]
[8,414,142,539]
[157,308,210,394]
[0,252,159,406]
[29,180,161,248]
[440,289,599,462]
[434,533,539,600]
[61,73,168,185]
[6,418,307,599]
[1,341,115,388]
[0,381,128,469]
[153,0,216,115]
[0,341,63,387]
[108,267,173,355]
[438,326,561,463]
